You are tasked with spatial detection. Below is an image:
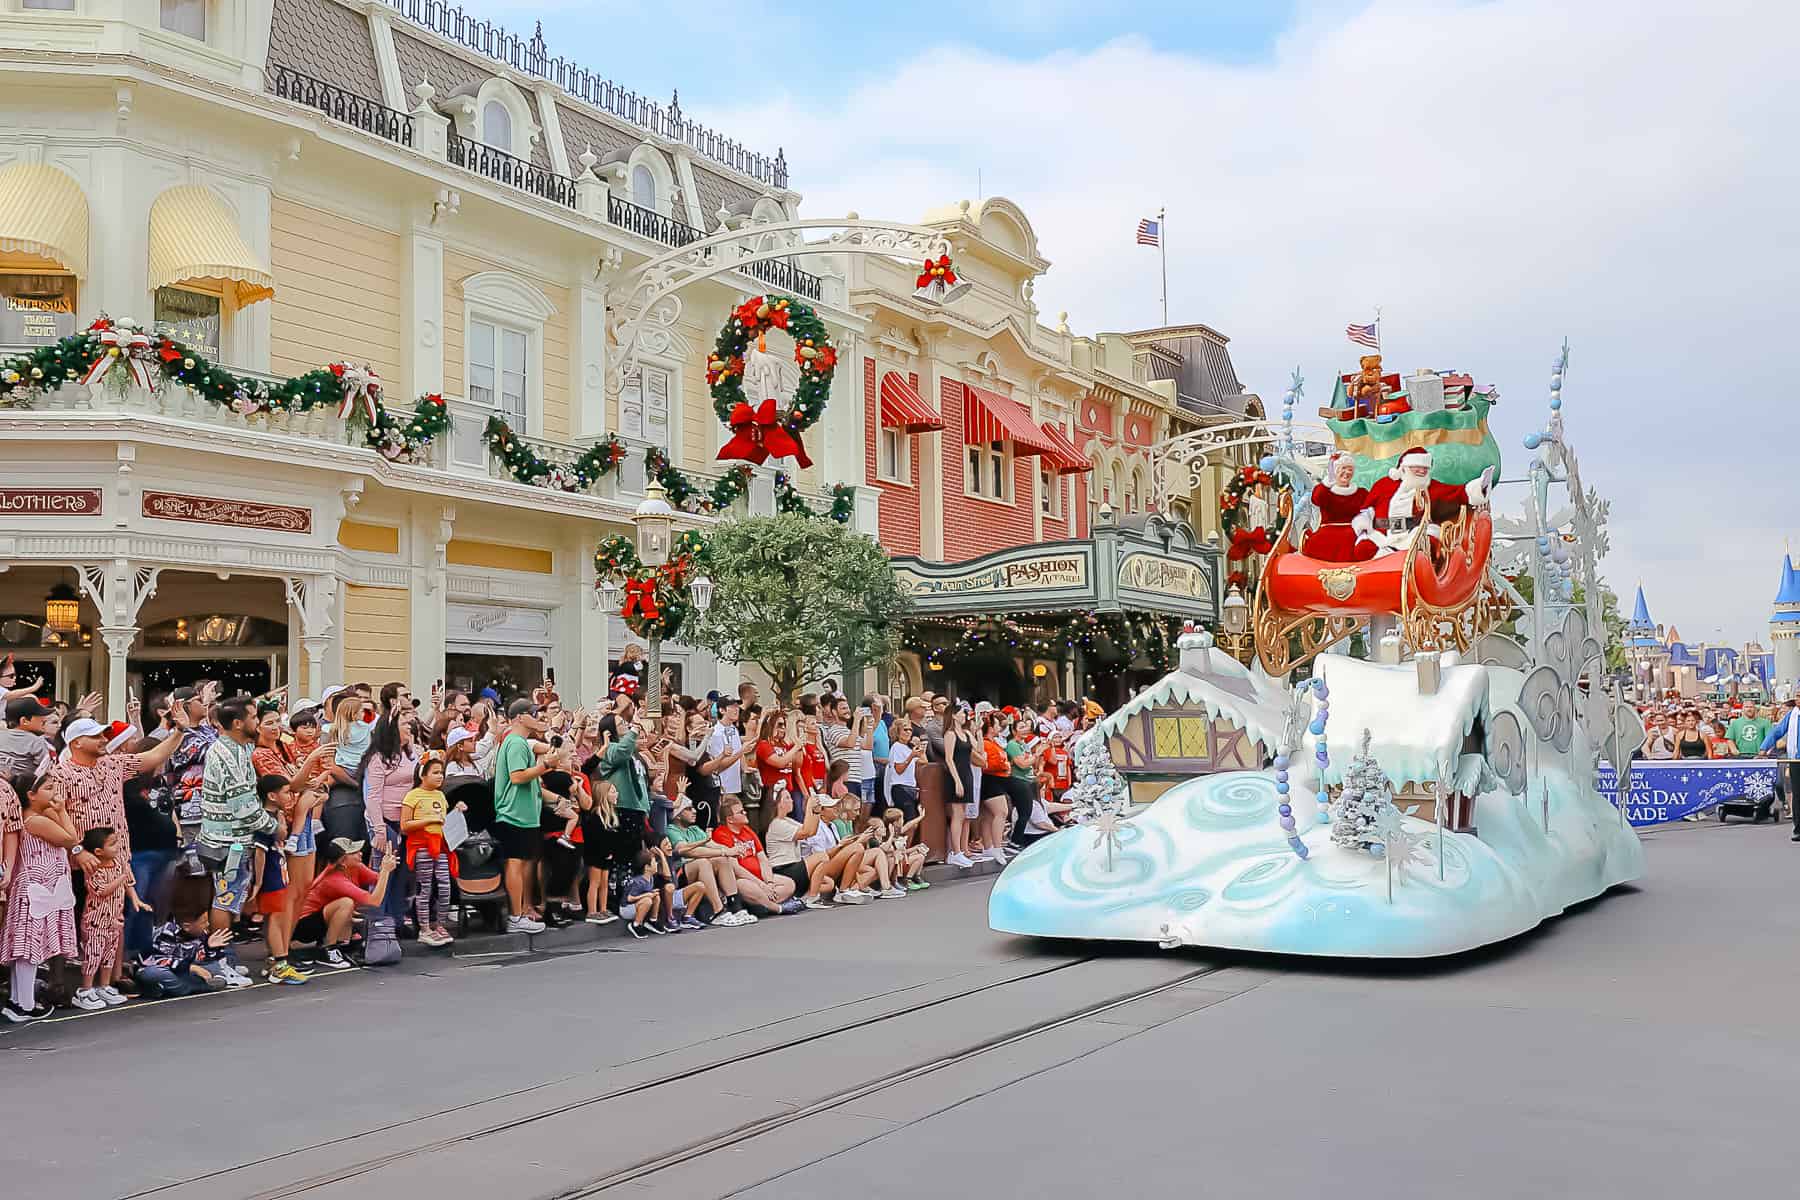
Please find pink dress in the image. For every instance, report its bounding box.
[1,825,78,966]
[80,858,131,970]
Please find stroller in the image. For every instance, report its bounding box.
[446,778,507,935]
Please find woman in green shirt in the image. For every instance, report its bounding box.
[1003,717,1039,850]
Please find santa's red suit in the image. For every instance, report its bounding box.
[1354,448,1490,556]
[1302,480,1378,562]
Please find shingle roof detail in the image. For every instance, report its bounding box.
[688,163,763,231]
[266,0,381,100]
[555,101,638,171]
[390,31,553,169]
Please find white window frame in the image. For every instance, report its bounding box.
[878,427,910,484]
[964,439,1011,503]
[159,0,206,40]
[449,78,538,162]
[625,145,675,216]
[1039,465,1061,518]
[460,271,555,437]
[481,100,513,151]
[620,355,679,453]
[468,317,531,430]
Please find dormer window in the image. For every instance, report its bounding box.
[631,164,657,211]
[160,0,206,40]
[482,100,512,151]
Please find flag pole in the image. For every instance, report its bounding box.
[1374,304,1382,352]
[1159,206,1168,326]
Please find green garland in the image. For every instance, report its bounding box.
[593,529,713,641]
[707,294,837,433]
[484,415,626,491]
[645,446,754,514]
[0,317,448,461]
[773,472,854,524]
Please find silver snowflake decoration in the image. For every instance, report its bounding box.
[1745,773,1775,802]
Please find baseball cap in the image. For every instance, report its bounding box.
[328,836,365,855]
[63,717,106,742]
[4,694,50,724]
[446,726,477,749]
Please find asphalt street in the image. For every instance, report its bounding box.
[4,817,1794,1200]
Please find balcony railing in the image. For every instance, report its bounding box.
[742,255,823,303]
[607,194,702,249]
[271,64,414,148]
[447,132,576,208]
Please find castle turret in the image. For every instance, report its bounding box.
[1626,585,1670,695]
[1772,556,1800,687]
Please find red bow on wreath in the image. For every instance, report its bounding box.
[717,398,812,468]
[621,577,661,621]
[915,255,958,290]
[1227,526,1274,561]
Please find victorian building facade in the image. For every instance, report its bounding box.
[0,0,859,713]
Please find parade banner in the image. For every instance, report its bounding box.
[1597,760,1782,826]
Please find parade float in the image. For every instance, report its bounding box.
[989,345,1647,958]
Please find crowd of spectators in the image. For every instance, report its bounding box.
[0,664,1103,1024]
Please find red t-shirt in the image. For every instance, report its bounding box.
[299,863,380,918]
[799,743,827,791]
[756,740,799,796]
[1044,743,1072,790]
[712,824,766,879]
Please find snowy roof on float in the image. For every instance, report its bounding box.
[1091,631,1292,759]
[1310,653,1492,792]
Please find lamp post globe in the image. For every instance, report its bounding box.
[691,573,714,614]
[634,482,674,567]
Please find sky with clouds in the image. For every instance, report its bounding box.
[456,0,1795,646]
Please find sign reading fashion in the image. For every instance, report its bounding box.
[0,487,102,515]
[141,491,312,534]
[1598,759,1781,826]
[1117,553,1208,600]
[896,553,1087,597]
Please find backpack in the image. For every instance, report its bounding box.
[362,913,402,966]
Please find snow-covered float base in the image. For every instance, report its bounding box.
[989,655,1645,959]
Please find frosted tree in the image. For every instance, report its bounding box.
[1330,730,1395,854]
[1067,733,1129,823]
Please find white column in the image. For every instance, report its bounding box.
[284,574,338,697]
[568,526,610,703]
[573,283,608,439]
[409,504,452,692]
[406,228,445,401]
[75,560,160,721]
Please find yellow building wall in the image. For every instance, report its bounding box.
[443,250,570,439]
[337,520,400,554]
[445,538,554,574]
[342,584,410,686]
[269,198,402,382]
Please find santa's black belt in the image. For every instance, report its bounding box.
[1375,515,1417,533]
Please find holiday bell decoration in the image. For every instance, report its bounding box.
[913,254,971,305]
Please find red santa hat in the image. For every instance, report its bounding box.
[105,721,138,753]
[1390,446,1432,479]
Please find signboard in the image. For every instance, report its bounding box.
[0,274,77,344]
[895,552,1087,598]
[1598,759,1782,825]
[1118,553,1209,601]
[142,491,312,534]
[0,487,101,516]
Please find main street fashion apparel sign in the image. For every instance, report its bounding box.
[1599,760,1782,825]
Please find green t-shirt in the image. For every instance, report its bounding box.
[668,824,709,847]
[830,818,854,840]
[1007,739,1035,782]
[492,733,541,829]
[1727,717,1771,756]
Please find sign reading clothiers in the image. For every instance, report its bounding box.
[895,553,1087,597]
[0,487,102,515]
[1117,553,1209,600]
[141,491,312,534]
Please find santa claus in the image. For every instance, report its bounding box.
[1352,447,1493,556]
[1301,452,1378,562]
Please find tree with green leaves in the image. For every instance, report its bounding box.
[682,514,908,705]
[1497,572,1627,670]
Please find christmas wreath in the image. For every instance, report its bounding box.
[1218,464,1284,589]
[707,294,836,468]
[0,316,447,461]
[594,529,712,641]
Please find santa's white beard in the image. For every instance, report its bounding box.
[1391,475,1429,514]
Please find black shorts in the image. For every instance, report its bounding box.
[494,820,541,862]
[293,911,327,945]
[773,861,809,891]
[613,808,648,866]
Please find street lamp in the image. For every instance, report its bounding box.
[633,483,676,715]
[1219,584,1253,663]
[597,576,619,614]
[690,573,714,615]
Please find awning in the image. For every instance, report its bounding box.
[0,162,89,277]
[148,185,274,306]
[962,384,1057,456]
[879,371,944,432]
[1037,423,1093,474]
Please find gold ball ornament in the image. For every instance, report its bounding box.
[30,366,43,379]
[756,303,771,318]
[183,357,194,369]
[107,347,120,358]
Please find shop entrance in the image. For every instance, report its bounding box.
[944,650,1027,708]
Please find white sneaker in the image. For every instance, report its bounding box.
[947,852,974,868]
[835,889,870,904]
[72,988,109,1011]
[507,915,546,934]
[585,911,619,925]
[880,887,906,899]
[985,846,1008,864]
[99,986,129,1006]
[802,894,830,910]
[221,968,254,989]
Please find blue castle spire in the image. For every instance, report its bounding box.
[1776,555,1800,613]
[1627,584,1661,649]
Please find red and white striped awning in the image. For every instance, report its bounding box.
[878,372,944,432]
[1037,423,1093,474]
[962,384,1057,456]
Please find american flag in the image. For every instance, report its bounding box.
[1345,320,1380,349]
[1136,217,1161,246]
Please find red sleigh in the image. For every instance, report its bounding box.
[1250,496,1497,676]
